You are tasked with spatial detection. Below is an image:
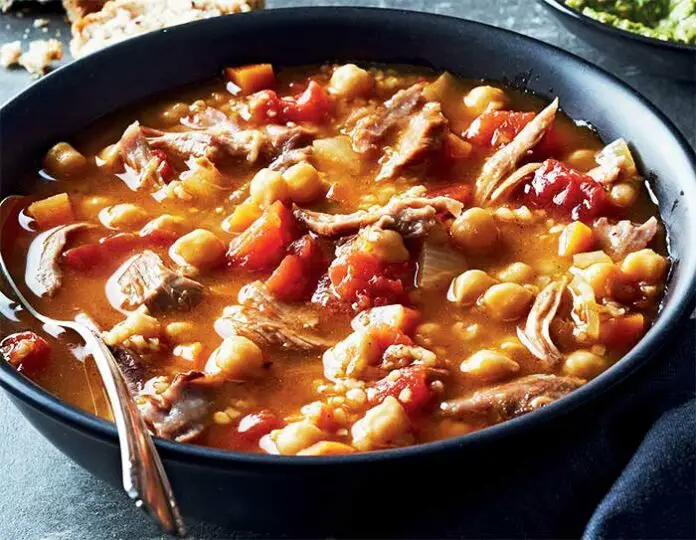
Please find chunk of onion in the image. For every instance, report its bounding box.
[416,241,468,290]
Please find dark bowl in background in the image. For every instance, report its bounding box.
[1,7,695,535]
[539,0,696,80]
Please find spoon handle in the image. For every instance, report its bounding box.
[79,329,188,537]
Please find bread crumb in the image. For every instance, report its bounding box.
[18,39,63,77]
[0,40,21,68]
[71,0,264,58]
[33,18,50,28]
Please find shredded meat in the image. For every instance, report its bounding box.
[440,374,584,422]
[24,222,90,297]
[146,129,223,162]
[594,217,659,260]
[215,281,333,351]
[117,122,165,190]
[475,98,559,204]
[293,186,463,238]
[489,162,543,203]
[106,250,204,313]
[350,83,425,153]
[138,371,211,442]
[376,102,448,181]
[268,146,313,172]
[517,280,567,366]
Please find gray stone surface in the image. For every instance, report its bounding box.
[0,1,693,539]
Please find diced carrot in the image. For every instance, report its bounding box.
[225,64,275,95]
[427,183,472,204]
[227,201,298,271]
[223,200,263,233]
[442,132,473,160]
[27,193,75,229]
[600,313,645,350]
[0,331,51,374]
[266,255,307,300]
[558,221,595,257]
[297,441,356,456]
[237,410,281,442]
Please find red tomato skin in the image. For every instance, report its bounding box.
[266,235,329,301]
[466,111,535,146]
[140,229,180,246]
[228,201,298,271]
[237,410,281,443]
[282,81,333,123]
[248,90,285,123]
[151,149,175,182]
[0,331,51,374]
[521,159,609,221]
[427,184,472,205]
[99,233,143,254]
[62,244,103,270]
[371,366,431,413]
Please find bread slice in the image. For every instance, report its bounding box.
[62,0,108,22]
[70,0,264,58]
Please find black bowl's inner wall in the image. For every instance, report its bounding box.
[1,8,694,372]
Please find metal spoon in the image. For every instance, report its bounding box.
[0,195,187,537]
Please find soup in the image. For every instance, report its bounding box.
[0,63,669,455]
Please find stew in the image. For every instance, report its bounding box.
[0,63,669,455]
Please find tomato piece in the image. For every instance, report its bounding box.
[465,111,535,146]
[151,149,175,182]
[0,331,51,374]
[62,244,103,270]
[99,232,143,254]
[600,313,645,351]
[371,366,431,414]
[266,235,329,301]
[427,183,472,204]
[521,159,609,221]
[237,410,281,442]
[282,81,333,124]
[140,228,180,246]
[228,201,298,271]
[328,251,411,311]
[248,89,285,123]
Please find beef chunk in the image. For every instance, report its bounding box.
[106,250,203,313]
[293,186,463,238]
[440,374,584,423]
[594,216,659,260]
[350,83,425,153]
[376,102,448,181]
[25,222,90,297]
[215,281,333,351]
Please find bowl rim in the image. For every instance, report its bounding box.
[540,0,696,53]
[1,6,695,469]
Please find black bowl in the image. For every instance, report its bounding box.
[539,0,696,80]
[1,7,695,535]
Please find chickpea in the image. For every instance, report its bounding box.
[583,262,618,298]
[563,350,607,379]
[269,421,325,455]
[282,162,326,203]
[164,322,196,344]
[351,396,410,451]
[359,227,409,263]
[460,349,520,381]
[249,168,289,207]
[204,336,264,380]
[159,102,189,125]
[140,214,191,239]
[447,270,496,306]
[498,262,536,284]
[297,441,355,456]
[620,249,668,284]
[451,208,499,253]
[329,64,373,99]
[99,203,149,230]
[610,182,638,207]
[463,86,508,115]
[169,229,226,269]
[44,142,88,177]
[97,144,121,171]
[564,149,597,171]
[103,306,160,346]
[482,283,534,321]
